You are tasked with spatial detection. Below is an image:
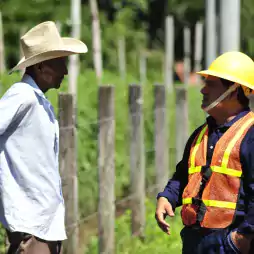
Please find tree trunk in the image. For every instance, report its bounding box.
[89,0,103,84]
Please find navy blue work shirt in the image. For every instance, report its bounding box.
[157,108,254,235]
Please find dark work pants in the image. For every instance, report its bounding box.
[180,227,243,254]
[6,230,62,254]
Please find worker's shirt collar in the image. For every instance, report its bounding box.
[206,107,251,133]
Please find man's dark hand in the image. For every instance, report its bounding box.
[231,231,253,254]
[155,197,175,235]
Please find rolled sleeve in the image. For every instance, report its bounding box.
[157,160,188,209]
[237,126,254,234]
[157,125,204,209]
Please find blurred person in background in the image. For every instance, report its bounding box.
[155,51,254,254]
[0,21,87,253]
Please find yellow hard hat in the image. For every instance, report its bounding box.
[197,51,254,96]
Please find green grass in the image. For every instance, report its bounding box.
[85,199,183,254]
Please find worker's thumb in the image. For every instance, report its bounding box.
[165,202,175,217]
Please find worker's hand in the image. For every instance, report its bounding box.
[155,197,175,235]
[230,231,253,254]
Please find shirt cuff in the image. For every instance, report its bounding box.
[156,191,177,209]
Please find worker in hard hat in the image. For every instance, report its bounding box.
[155,51,254,254]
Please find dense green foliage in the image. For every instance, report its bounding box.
[1,0,254,72]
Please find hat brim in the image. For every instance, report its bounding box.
[196,69,254,91]
[10,37,88,73]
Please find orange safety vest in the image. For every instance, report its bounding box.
[181,112,254,229]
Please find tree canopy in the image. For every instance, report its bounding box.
[1,0,254,72]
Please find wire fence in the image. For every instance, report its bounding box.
[1,85,204,254]
[66,181,160,231]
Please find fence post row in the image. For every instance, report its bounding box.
[154,84,169,193]
[129,85,145,239]
[139,51,147,85]
[184,26,191,86]
[58,93,79,254]
[194,21,203,84]
[98,86,115,254]
[118,36,126,80]
[165,15,174,92]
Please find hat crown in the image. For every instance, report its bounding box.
[20,21,63,59]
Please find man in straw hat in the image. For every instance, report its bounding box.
[155,51,254,253]
[0,21,87,253]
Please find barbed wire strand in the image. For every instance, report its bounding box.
[59,106,178,183]
[66,182,162,230]
[60,104,201,232]
[59,105,173,131]
[60,145,177,188]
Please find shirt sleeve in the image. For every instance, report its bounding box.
[156,125,204,209]
[0,87,35,136]
[237,125,254,235]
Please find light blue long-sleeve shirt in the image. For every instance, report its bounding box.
[0,74,66,240]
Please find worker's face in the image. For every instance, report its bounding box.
[39,57,68,90]
[200,76,228,111]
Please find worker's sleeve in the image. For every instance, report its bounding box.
[156,125,204,209]
[0,88,35,136]
[237,125,254,235]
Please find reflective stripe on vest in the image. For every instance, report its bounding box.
[181,112,254,229]
[182,198,236,209]
[189,166,242,177]
[190,125,208,168]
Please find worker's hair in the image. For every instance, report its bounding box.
[220,78,249,108]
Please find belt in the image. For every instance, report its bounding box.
[186,225,217,236]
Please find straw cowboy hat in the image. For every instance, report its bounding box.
[10,21,88,73]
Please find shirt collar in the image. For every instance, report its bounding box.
[21,74,46,99]
[206,108,251,131]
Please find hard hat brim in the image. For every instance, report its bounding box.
[197,69,254,91]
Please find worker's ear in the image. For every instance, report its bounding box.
[228,85,239,100]
[32,63,42,74]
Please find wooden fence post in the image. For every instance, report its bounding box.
[129,85,145,239]
[69,0,81,96]
[58,93,79,254]
[165,15,174,92]
[175,86,189,164]
[90,0,103,83]
[194,21,203,84]
[118,36,126,80]
[249,94,254,112]
[56,21,62,34]
[98,86,115,254]
[184,26,191,86]
[19,26,27,77]
[5,234,9,252]
[139,51,146,85]
[154,84,169,193]
[205,0,217,69]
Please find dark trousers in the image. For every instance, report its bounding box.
[181,226,254,254]
[6,230,62,254]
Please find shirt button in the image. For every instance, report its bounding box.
[210,146,214,149]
